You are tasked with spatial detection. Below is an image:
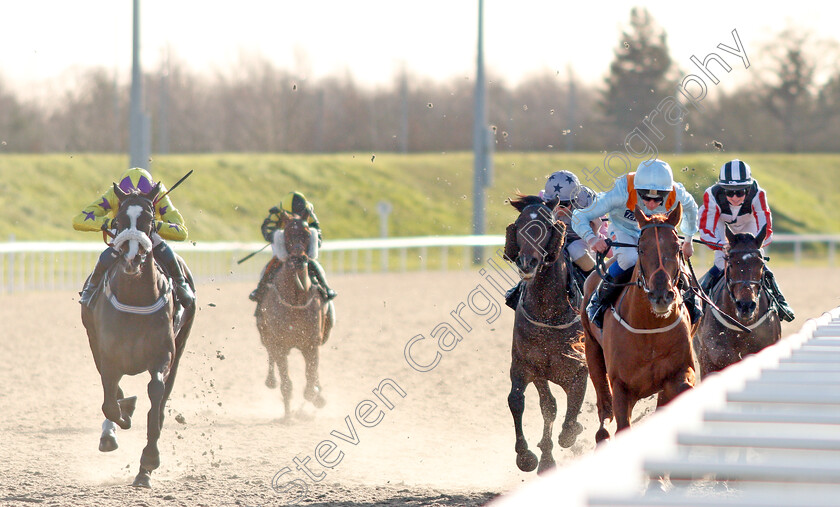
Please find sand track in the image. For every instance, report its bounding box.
[0,267,836,506]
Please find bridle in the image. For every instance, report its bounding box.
[595,222,682,294]
[724,247,765,302]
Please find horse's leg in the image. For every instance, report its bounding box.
[99,387,137,452]
[321,301,335,346]
[611,379,635,434]
[265,355,277,389]
[275,350,293,419]
[583,332,612,443]
[557,366,587,448]
[508,365,537,472]
[133,368,167,488]
[657,370,695,409]
[302,345,326,408]
[100,369,131,430]
[533,379,557,474]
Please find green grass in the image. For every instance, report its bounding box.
[1,152,838,242]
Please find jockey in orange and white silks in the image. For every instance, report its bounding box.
[570,159,701,328]
[697,159,794,321]
[73,167,194,308]
[249,191,336,305]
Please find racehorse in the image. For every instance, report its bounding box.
[581,204,695,443]
[504,195,588,473]
[256,212,335,419]
[694,225,781,378]
[81,183,196,488]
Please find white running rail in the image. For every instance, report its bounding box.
[494,305,840,507]
[0,234,837,293]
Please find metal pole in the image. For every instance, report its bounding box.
[472,0,487,265]
[129,0,149,169]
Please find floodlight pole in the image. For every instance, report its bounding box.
[129,0,150,169]
[472,0,488,265]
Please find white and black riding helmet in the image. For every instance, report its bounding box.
[634,159,674,205]
[718,159,753,189]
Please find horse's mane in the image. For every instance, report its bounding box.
[508,194,545,208]
[509,193,560,213]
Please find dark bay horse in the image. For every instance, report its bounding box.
[694,225,781,378]
[505,195,588,473]
[581,204,695,443]
[81,183,196,488]
[256,213,335,419]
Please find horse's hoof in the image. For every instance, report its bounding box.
[312,395,326,409]
[537,454,556,474]
[131,470,152,488]
[118,396,138,418]
[595,427,611,443]
[516,450,538,472]
[558,421,584,448]
[99,435,118,452]
[265,376,277,389]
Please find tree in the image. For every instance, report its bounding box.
[601,7,676,149]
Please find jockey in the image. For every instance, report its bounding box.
[571,159,701,328]
[504,170,601,310]
[249,191,337,303]
[697,159,794,321]
[72,167,195,308]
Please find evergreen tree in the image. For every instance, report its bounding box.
[601,8,676,146]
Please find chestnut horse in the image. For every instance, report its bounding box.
[694,225,781,378]
[256,213,335,419]
[81,183,196,488]
[581,204,695,443]
[505,196,588,473]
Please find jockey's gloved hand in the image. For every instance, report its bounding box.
[100,218,112,231]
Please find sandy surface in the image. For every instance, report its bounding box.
[0,267,837,506]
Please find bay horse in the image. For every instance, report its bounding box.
[581,203,695,443]
[504,195,588,473]
[694,225,781,378]
[256,212,335,419]
[81,183,196,488]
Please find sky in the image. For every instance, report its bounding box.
[1,1,838,99]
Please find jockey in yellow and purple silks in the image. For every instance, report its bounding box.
[72,167,195,308]
[249,191,336,304]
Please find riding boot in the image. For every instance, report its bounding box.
[699,265,723,296]
[764,268,795,322]
[678,273,703,324]
[308,260,337,300]
[154,242,195,308]
[80,247,119,307]
[250,258,281,302]
[586,273,625,329]
[505,281,523,310]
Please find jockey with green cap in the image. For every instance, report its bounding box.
[73,167,195,308]
[249,191,337,304]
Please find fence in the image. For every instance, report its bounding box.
[494,305,840,507]
[1,234,838,293]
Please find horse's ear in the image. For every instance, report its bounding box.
[665,201,682,227]
[146,182,161,202]
[755,224,767,246]
[724,223,737,245]
[114,182,128,201]
[634,205,650,226]
[504,223,519,262]
[544,221,566,264]
[509,198,527,212]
